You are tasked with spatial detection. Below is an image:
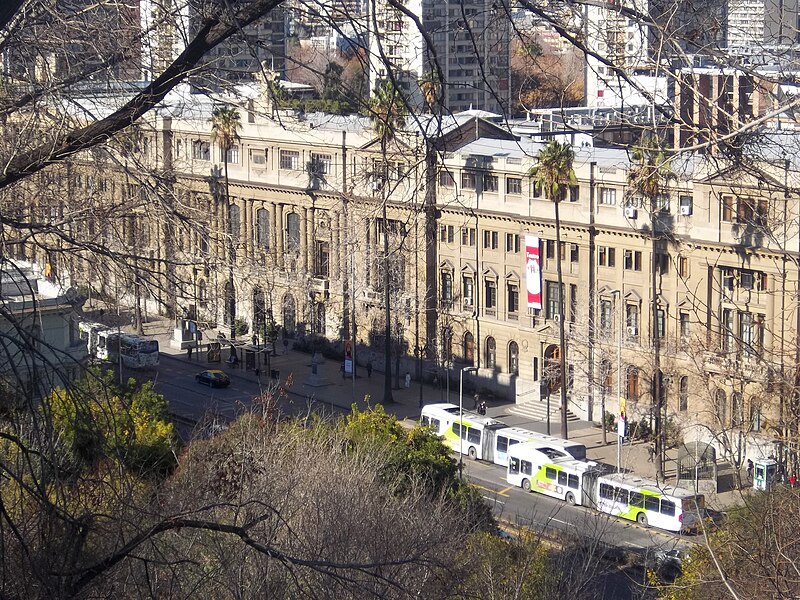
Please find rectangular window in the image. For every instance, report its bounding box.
[497,436,509,454]
[483,174,498,192]
[660,499,676,516]
[623,250,642,271]
[532,180,542,198]
[722,195,735,222]
[439,170,455,187]
[600,299,613,333]
[461,227,476,246]
[569,185,580,202]
[280,150,299,170]
[507,283,519,313]
[722,308,735,353]
[568,474,579,489]
[657,308,666,339]
[506,233,520,253]
[509,456,519,474]
[506,177,522,194]
[483,230,498,249]
[225,145,239,164]
[558,471,567,485]
[441,272,453,304]
[600,187,617,205]
[315,241,330,278]
[546,281,561,320]
[678,256,689,278]
[461,172,477,190]
[463,276,474,305]
[680,311,690,339]
[570,243,579,263]
[630,492,644,508]
[521,460,532,476]
[440,225,454,244]
[310,152,332,175]
[485,280,497,309]
[251,149,267,165]
[192,140,210,161]
[570,284,577,323]
[545,467,557,480]
[545,240,555,259]
[645,496,660,512]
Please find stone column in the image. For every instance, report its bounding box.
[331,209,340,281]
[243,198,253,259]
[270,202,278,259]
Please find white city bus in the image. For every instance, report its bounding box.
[421,403,588,466]
[507,441,600,506]
[93,330,160,369]
[420,403,507,462]
[588,472,705,533]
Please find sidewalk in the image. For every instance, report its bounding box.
[129,312,744,511]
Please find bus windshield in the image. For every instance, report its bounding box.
[140,340,159,353]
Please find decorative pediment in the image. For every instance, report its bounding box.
[483,266,499,279]
[439,259,455,271]
[625,289,642,302]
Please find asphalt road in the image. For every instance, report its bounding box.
[152,354,696,563]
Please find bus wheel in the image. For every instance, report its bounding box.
[468,446,477,460]
[522,479,531,491]
[565,492,576,506]
[637,512,649,527]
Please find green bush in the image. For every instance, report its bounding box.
[603,410,616,432]
[233,317,249,337]
[629,417,654,442]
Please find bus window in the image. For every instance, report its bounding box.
[557,471,567,486]
[467,427,481,444]
[422,416,429,427]
[509,438,520,447]
[497,436,508,454]
[660,499,676,516]
[521,460,532,476]
[616,489,629,505]
[645,496,660,512]
[568,474,579,489]
[600,483,614,499]
[630,492,644,508]
[509,457,520,474]
[545,467,557,480]
[452,423,461,437]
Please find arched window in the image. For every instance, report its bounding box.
[485,336,496,369]
[679,376,688,412]
[626,366,639,401]
[731,392,743,427]
[223,281,235,326]
[286,212,300,250]
[463,332,474,364]
[282,294,296,336]
[715,389,727,425]
[508,341,519,375]
[198,279,207,305]
[229,204,241,240]
[256,208,270,248]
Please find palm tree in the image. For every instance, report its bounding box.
[210,106,241,337]
[627,135,670,480]
[370,81,407,404]
[530,139,576,440]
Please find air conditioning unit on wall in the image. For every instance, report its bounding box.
[626,326,638,336]
[553,313,561,323]
[624,206,638,219]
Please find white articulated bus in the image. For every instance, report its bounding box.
[420,404,588,466]
[81,321,160,369]
[507,441,600,506]
[589,472,705,533]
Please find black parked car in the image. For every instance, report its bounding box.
[195,369,231,388]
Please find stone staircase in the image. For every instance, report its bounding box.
[504,401,581,423]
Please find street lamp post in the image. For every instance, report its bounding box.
[459,366,478,478]
[611,289,623,472]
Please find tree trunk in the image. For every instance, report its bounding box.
[224,155,236,339]
[652,210,663,480]
[555,199,569,439]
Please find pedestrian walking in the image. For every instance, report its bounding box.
[746,459,754,480]
[283,338,289,354]
[404,371,411,388]
[472,393,479,410]
[647,444,655,463]
[187,344,193,360]
[366,362,373,378]
[478,401,487,416]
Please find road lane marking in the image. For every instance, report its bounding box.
[472,483,510,497]
[497,485,513,495]
[482,496,505,505]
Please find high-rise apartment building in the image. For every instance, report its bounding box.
[367,0,511,114]
[139,0,287,88]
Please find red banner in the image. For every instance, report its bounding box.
[525,235,541,309]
